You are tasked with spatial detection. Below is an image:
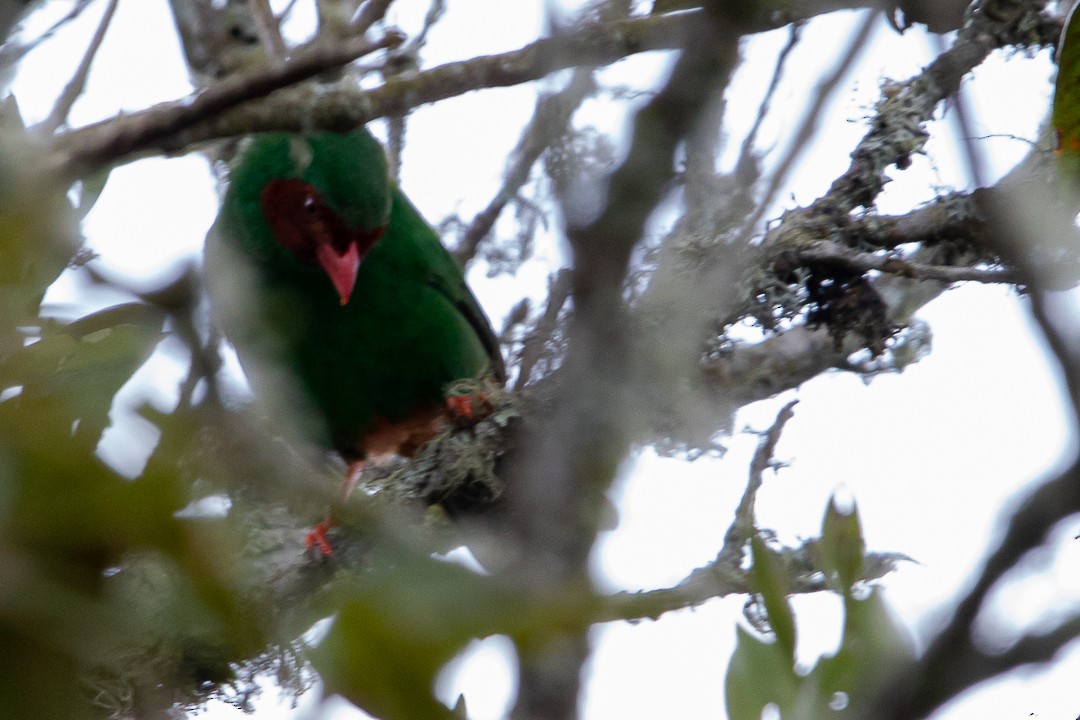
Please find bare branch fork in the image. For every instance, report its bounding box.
[821,0,1055,215]
[597,395,904,623]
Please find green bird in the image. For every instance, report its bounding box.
[1056,1,1080,193]
[206,129,505,552]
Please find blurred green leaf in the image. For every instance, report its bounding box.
[725,624,800,720]
[0,381,270,717]
[313,553,515,720]
[725,554,912,720]
[749,534,796,662]
[316,599,459,720]
[819,496,865,594]
[1056,4,1080,195]
[71,167,111,221]
[0,405,177,564]
[0,302,165,448]
[0,117,78,357]
[1056,3,1080,152]
[835,586,913,680]
[0,412,173,718]
[803,587,913,717]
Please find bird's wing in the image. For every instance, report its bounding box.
[388,188,506,384]
[425,269,506,384]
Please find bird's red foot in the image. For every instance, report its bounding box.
[305,519,335,558]
[445,392,493,428]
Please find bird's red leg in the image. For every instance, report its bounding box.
[305,460,365,557]
[304,520,334,558]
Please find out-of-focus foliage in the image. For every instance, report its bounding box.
[0,104,271,719]
[0,102,74,357]
[313,553,512,720]
[724,498,912,720]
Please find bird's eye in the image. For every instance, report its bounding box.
[303,195,318,213]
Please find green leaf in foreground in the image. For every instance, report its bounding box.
[312,554,513,720]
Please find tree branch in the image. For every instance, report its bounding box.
[822,0,1056,213]
[50,1,969,178]
[503,5,747,715]
[719,400,799,566]
[793,242,1017,284]
[49,30,405,177]
[866,461,1080,720]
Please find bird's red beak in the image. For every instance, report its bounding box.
[316,241,361,305]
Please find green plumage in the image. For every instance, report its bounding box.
[1057,3,1080,195]
[1057,3,1080,150]
[206,130,503,460]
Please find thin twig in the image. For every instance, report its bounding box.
[795,243,1017,284]
[39,0,120,134]
[719,400,798,565]
[455,69,596,266]
[514,269,572,392]
[278,0,302,23]
[743,10,878,235]
[735,20,803,181]
[0,0,95,70]
[249,0,286,63]
[399,0,443,56]
[351,0,395,35]
[933,32,988,190]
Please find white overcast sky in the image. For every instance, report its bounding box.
[9,1,1080,718]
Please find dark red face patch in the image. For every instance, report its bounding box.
[260,179,353,262]
[259,178,388,304]
[260,179,388,263]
